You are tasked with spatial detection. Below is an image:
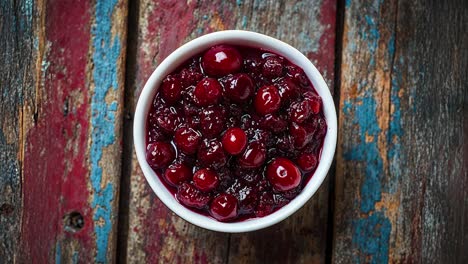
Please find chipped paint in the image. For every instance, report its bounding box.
[89,0,121,262]
[55,241,61,264]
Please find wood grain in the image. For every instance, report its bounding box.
[0,0,128,262]
[333,0,468,263]
[122,0,336,263]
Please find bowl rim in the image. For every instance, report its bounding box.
[134,30,337,233]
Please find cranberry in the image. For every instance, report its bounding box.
[275,77,299,103]
[193,78,222,106]
[202,45,242,76]
[146,142,175,169]
[254,85,281,115]
[222,73,254,103]
[222,127,247,155]
[177,182,211,209]
[200,106,226,138]
[238,141,266,168]
[174,127,201,154]
[296,153,318,172]
[161,75,182,104]
[147,126,167,143]
[155,106,183,134]
[289,100,312,124]
[210,193,238,221]
[164,163,192,186]
[262,56,283,78]
[259,114,288,133]
[226,179,258,214]
[285,64,309,87]
[290,122,314,149]
[198,139,227,169]
[193,168,219,192]
[266,158,301,192]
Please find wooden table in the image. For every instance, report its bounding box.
[1,0,467,263]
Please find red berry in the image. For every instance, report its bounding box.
[222,127,247,155]
[198,139,227,169]
[254,85,281,115]
[266,158,301,192]
[275,77,299,103]
[289,100,312,124]
[262,56,283,78]
[146,142,175,169]
[193,78,222,106]
[193,168,219,192]
[285,64,309,87]
[259,114,288,133]
[296,153,318,172]
[174,127,201,154]
[164,163,192,186]
[222,73,254,103]
[200,106,226,138]
[202,45,242,76]
[238,141,266,168]
[161,75,182,104]
[210,193,238,221]
[177,182,211,209]
[155,107,183,134]
[290,122,314,149]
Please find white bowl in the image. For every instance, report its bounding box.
[134,30,337,233]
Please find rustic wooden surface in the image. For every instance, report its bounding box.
[0,0,128,263]
[333,0,468,263]
[1,0,467,263]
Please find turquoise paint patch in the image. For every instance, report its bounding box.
[352,212,391,264]
[241,16,248,29]
[346,0,351,7]
[343,95,383,213]
[90,0,121,262]
[236,0,243,6]
[55,241,61,264]
[72,252,78,264]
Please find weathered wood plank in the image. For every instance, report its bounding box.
[0,0,127,262]
[333,0,468,263]
[122,0,336,263]
[0,0,35,262]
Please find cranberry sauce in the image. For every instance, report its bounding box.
[145,45,327,222]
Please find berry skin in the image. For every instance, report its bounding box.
[198,139,227,169]
[202,45,242,76]
[193,168,219,192]
[254,85,281,116]
[164,163,192,186]
[266,158,301,192]
[210,193,238,221]
[193,78,222,106]
[174,127,201,154]
[146,142,175,169]
[238,141,266,169]
[200,106,226,138]
[262,56,283,78]
[296,153,318,172]
[222,73,255,103]
[177,182,211,209]
[222,127,247,155]
[161,75,182,104]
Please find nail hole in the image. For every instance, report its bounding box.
[63,211,84,232]
[0,203,14,215]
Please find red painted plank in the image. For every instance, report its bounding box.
[17,0,128,262]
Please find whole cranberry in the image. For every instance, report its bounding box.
[275,77,299,103]
[198,139,227,169]
[164,163,192,186]
[174,127,201,154]
[222,127,247,155]
[290,122,314,149]
[262,56,283,78]
[200,106,226,138]
[210,193,238,221]
[176,182,211,209]
[193,168,219,192]
[193,78,222,106]
[254,85,281,116]
[238,141,266,168]
[296,153,318,172]
[161,75,182,104]
[226,179,259,214]
[285,64,309,87]
[202,45,242,76]
[155,106,183,134]
[146,142,175,169]
[222,73,255,103]
[289,100,312,124]
[266,158,301,192]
